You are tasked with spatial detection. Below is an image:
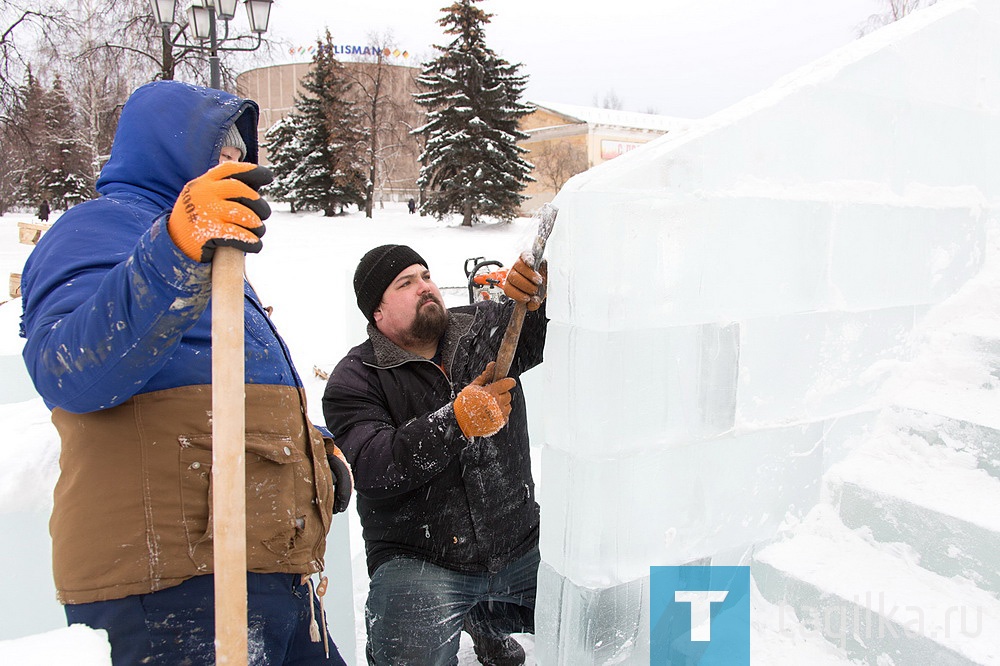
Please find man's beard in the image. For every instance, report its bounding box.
[405,295,448,346]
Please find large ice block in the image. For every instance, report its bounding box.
[828,203,983,310]
[543,306,928,456]
[535,548,766,665]
[538,420,829,588]
[542,321,739,455]
[546,193,834,330]
[545,193,984,332]
[735,306,926,425]
[534,562,649,666]
[536,1,1000,662]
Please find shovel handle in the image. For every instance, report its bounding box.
[211,246,248,665]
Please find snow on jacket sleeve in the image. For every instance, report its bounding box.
[21,201,211,413]
[322,353,469,500]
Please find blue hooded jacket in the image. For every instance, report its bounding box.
[20,80,302,413]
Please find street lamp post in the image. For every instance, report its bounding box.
[149,0,273,90]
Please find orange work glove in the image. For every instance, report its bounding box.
[168,162,274,263]
[454,362,517,438]
[502,253,547,311]
[326,444,353,514]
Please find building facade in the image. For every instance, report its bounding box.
[519,101,689,210]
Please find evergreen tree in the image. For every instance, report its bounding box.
[263,115,302,213]
[7,71,92,211]
[414,0,534,226]
[0,129,15,214]
[37,75,93,209]
[266,31,367,217]
[8,68,47,208]
[0,77,32,214]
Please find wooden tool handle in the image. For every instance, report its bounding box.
[211,246,248,665]
[491,204,558,380]
[493,302,528,379]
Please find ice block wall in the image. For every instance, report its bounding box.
[535,1,1000,662]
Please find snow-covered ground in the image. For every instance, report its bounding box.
[3,202,996,664]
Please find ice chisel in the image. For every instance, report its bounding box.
[492,202,558,379]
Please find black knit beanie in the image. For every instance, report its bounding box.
[354,244,428,324]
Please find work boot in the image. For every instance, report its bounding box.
[463,618,525,666]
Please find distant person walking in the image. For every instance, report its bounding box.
[407,197,416,214]
[37,199,50,223]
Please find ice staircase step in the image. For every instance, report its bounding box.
[915,329,1000,381]
[752,583,866,665]
[880,299,1000,481]
[828,431,1000,595]
[890,405,1000,480]
[752,507,1000,665]
[963,331,1000,379]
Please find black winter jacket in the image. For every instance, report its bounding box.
[322,300,546,576]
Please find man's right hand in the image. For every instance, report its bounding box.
[502,253,546,311]
[453,362,517,438]
[168,162,273,262]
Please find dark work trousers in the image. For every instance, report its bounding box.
[65,572,348,666]
[364,547,538,666]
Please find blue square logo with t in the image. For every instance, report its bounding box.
[650,565,750,665]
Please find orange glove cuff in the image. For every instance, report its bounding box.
[454,385,506,438]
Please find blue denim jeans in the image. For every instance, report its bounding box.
[364,547,539,666]
[65,572,347,666]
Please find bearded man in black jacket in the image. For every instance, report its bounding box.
[322,244,547,666]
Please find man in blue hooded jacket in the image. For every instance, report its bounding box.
[19,80,352,665]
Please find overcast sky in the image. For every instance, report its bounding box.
[262,0,885,118]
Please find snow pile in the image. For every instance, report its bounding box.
[0,625,111,666]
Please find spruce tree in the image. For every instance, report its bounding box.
[414,0,534,226]
[263,115,302,213]
[10,72,92,211]
[10,69,47,207]
[266,31,367,217]
[38,75,93,209]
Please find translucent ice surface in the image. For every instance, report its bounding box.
[734,306,926,425]
[544,193,984,332]
[535,562,649,666]
[542,321,739,455]
[536,0,1000,662]
[538,421,829,588]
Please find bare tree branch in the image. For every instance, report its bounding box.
[857,0,939,37]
